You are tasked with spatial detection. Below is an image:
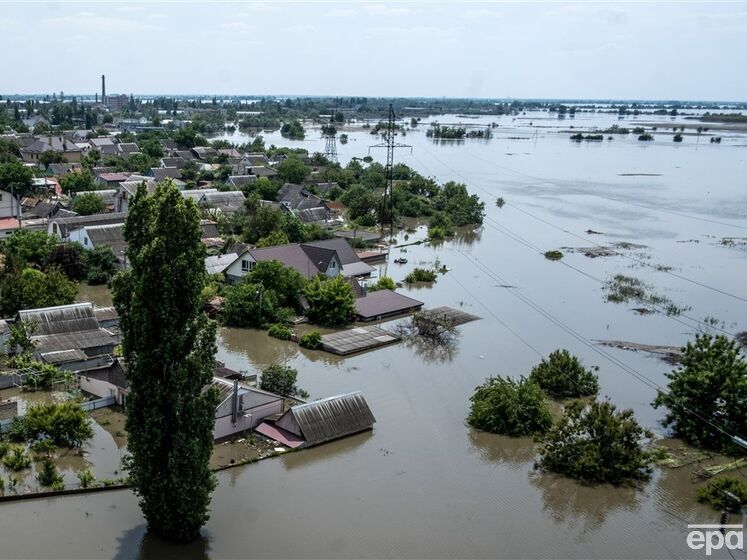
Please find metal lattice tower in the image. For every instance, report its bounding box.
[369,104,412,256]
[322,111,338,163]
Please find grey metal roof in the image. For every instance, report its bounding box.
[52,212,127,237]
[248,244,323,279]
[205,253,238,275]
[33,329,118,354]
[287,392,375,446]
[354,290,424,321]
[198,191,246,213]
[18,303,99,335]
[292,207,331,224]
[93,306,119,323]
[39,348,88,364]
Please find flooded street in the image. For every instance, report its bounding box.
[2,111,746,558]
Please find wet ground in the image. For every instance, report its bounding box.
[2,109,746,558]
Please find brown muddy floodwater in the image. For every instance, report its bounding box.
[2,110,746,559]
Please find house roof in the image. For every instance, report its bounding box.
[18,302,99,335]
[22,136,82,154]
[85,223,126,252]
[39,348,88,365]
[212,377,283,419]
[249,166,277,177]
[200,220,220,239]
[119,179,157,197]
[118,142,140,154]
[205,253,238,275]
[354,289,424,321]
[292,207,331,224]
[93,306,119,323]
[27,201,61,219]
[299,244,337,272]
[277,183,325,211]
[192,146,218,159]
[150,167,182,182]
[160,157,186,168]
[33,329,117,355]
[228,175,256,187]
[198,191,245,213]
[0,217,21,231]
[181,188,219,201]
[83,359,128,390]
[52,212,127,237]
[301,238,374,277]
[98,173,131,182]
[284,392,376,447]
[247,244,326,279]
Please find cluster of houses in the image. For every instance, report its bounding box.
[0,301,375,448]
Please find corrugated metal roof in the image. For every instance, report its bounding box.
[93,306,119,323]
[33,329,118,354]
[205,253,238,275]
[39,348,88,364]
[18,303,99,335]
[288,391,375,446]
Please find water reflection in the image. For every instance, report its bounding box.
[280,430,372,471]
[400,333,459,364]
[468,429,537,468]
[114,525,211,560]
[530,471,643,534]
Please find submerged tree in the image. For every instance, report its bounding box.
[653,334,747,453]
[112,180,219,541]
[536,401,653,484]
[468,376,552,437]
[529,349,599,398]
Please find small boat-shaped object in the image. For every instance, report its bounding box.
[394,258,408,264]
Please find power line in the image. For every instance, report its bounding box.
[410,149,742,337]
[453,246,746,443]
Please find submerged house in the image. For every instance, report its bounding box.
[256,391,375,448]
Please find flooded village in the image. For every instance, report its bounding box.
[1,3,747,559]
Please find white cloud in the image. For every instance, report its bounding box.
[288,23,317,33]
[222,21,252,33]
[365,4,417,17]
[40,11,162,33]
[462,8,501,20]
[368,25,461,39]
[326,8,357,18]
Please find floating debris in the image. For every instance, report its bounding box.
[597,340,684,364]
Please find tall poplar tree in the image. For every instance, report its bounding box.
[113,181,219,541]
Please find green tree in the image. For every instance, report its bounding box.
[0,161,34,198]
[280,120,305,140]
[259,364,300,396]
[60,170,96,193]
[304,275,356,327]
[2,229,57,266]
[433,182,485,226]
[653,335,747,453]
[276,157,310,184]
[140,139,164,159]
[39,151,64,166]
[8,268,77,313]
[83,245,119,284]
[245,260,306,310]
[21,402,93,447]
[340,185,377,221]
[537,401,654,484]
[468,376,552,436]
[72,192,106,215]
[112,180,219,541]
[244,205,284,243]
[45,243,85,280]
[221,282,290,327]
[256,230,290,248]
[529,349,599,398]
[368,276,396,292]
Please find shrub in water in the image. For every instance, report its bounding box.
[3,447,31,471]
[37,458,63,488]
[404,268,437,283]
[537,401,653,484]
[696,477,747,511]
[299,331,323,350]
[529,349,599,398]
[267,323,293,340]
[468,376,552,437]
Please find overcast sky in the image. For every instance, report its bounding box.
[2,1,746,101]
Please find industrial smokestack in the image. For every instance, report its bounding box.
[101,74,106,104]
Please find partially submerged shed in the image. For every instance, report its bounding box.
[257,392,375,448]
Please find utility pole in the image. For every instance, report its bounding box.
[369,104,411,259]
